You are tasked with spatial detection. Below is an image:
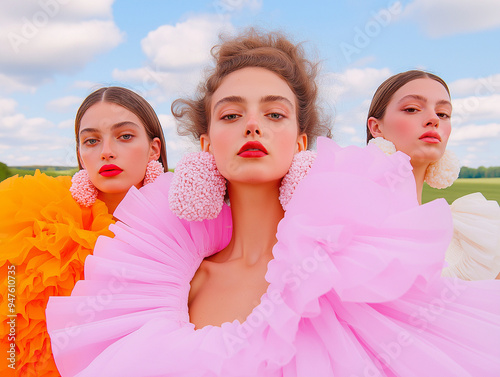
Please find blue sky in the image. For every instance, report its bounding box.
[1,0,499,168]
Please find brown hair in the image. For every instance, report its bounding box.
[172,28,331,147]
[366,70,450,143]
[75,86,168,170]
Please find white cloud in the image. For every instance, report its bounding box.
[112,67,203,102]
[157,113,198,168]
[158,114,177,131]
[0,0,123,92]
[1,21,123,72]
[0,73,37,93]
[449,74,500,98]
[452,94,500,126]
[450,123,500,142]
[47,96,83,113]
[318,67,393,147]
[113,14,236,101]
[141,14,234,70]
[0,98,17,117]
[0,97,74,165]
[58,119,74,129]
[339,126,356,135]
[2,113,55,140]
[402,0,500,38]
[0,0,114,21]
[321,67,392,103]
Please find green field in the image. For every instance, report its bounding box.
[2,165,499,206]
[9,167,78,178]
[422,178,500,205]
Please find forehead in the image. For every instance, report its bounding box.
[391,78,450,104]
[211,67,296,108]
[80,102,144,130]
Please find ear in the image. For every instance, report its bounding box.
[148,137,161,161]
[296,133,308,152]
[200,134,211,152]
[367,117,384,139]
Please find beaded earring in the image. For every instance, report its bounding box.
[169,150,317,220]
[144,160,164,185]
[70,169,98,207]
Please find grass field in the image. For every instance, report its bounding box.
[422,178,500,205]
[3,166,499,206]
[9,167,78,178]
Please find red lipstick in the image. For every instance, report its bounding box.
[238,141,268,158]
[419,131,441,144]
[99,164,123,177]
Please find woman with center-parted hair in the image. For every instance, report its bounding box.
[0,86,167,377]
[366,70,500,281]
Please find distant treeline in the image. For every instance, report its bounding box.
[0,162,12,181]
[459,166,500,178]
[2,162,500,182]
[0,163,78,182]
[9,165,76,171]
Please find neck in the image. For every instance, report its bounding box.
[411,162,428,205]
[217,181,284,265]
[97,191,127,215]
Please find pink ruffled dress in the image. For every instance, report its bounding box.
[46,138,500,376]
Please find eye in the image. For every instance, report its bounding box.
[437,113,450,119]
[222,113,240,121]
[83,138,98,146]
[403,107,418,113]
[120,134,134,140]
[267,112,284,120]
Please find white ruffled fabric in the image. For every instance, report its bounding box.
[443,192,500,280]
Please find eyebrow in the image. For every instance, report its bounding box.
[212,95,295,112]
[398,94,452,108]
[79,121,140,136]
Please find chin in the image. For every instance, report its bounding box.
[98,185,129,195]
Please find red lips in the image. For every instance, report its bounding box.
[419,131,441,143]
[238,141,268,158]
[99,164,123,177]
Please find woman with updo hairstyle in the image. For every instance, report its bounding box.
[47,31,500,377]
[172,28,331,144]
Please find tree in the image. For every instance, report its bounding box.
[0,162,13,182]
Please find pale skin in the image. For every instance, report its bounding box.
[78,101,161,214]
[367,78,452,205]
[188,67,307,329]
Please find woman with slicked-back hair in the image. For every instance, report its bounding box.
[0,86,167,376]
[367,70,500,281]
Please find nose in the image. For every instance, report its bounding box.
[100,139,115,160]
[425,111,439,128]
[245,114,261,136]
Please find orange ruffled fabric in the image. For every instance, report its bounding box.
[0,171,114,377]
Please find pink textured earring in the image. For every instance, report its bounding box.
[168,152,226,221]
[144,160,164,185]
[70,169,98,207]
[279,150,317,210]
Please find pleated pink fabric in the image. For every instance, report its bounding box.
[46,137,500,376]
